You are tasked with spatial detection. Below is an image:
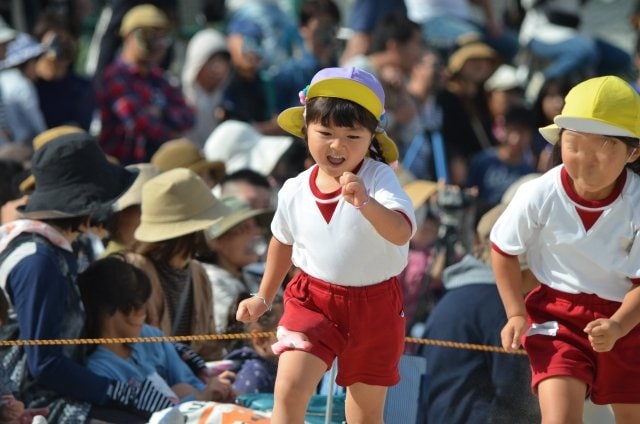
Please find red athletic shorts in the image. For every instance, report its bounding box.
[524,284,640,404]
[278,271,406,387]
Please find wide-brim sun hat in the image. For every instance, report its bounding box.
[403,180,438,210]
[151,138,225,183]
[539,75,640,144]
[276,66,399,164]
[19,125,87,193]
[1,32,46,69]
[135,168,229,243]
[113,163,161,212]
[18,132,137,219]
[207,196,274,239]
[447,42,499,76]
[120,4,169,37]
[204,120,293,176]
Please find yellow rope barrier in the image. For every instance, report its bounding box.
[0,332,528,355]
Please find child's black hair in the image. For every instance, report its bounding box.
[304,96,386,163]
[504,105,535,130]
[78,254,151,339]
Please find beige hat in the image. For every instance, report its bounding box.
[135,168,229,242]
[448,42,499,75]
[207,196,274,239]
[113,163,161,212]
[120,4,169,37]
[403,180,438,210]
[19,125,87,193]
[151,138,225,184]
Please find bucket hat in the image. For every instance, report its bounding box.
[1,33,45,69]
[204,120,293,176]
[18,132,137,219]
[207,196,274,239]
[113,163,161,212]
[19,125,86,193]
[150,138,225,183]
[120,4,169,37]
[539,76,640,144]
[277,66,399,164]
[134,168,229,242]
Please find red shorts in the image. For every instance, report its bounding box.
[524,284,640,404]
[278,271,406,387]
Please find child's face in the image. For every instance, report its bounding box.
[561,130,639,200]
[306,121,373,178]
[108,307,147,338]
[503,123,532,153]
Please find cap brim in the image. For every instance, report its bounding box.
[276,106,399,164]
[555,117,638,139]
[19,174,35,193]
[17,207,88,220]
[539,124,561,145]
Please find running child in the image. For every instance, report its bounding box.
[236,66,416,424]
[490,75,640,423]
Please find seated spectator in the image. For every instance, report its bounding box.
[102,163,161,257]
[79,255,236,405]
[418,203,540,424]
[181,28,231,148]
[224,296,283,395]
[0,33,47,148]
[33,11,96,131]
[219,169,275,210]
[197,196,273,349]
[484,64,526,142]
[0,127,176,422]
[150,137,225,189]
[97,4,194,164]
[128,168,228,361]
[466,104,536,218]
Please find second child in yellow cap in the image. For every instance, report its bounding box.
[490,75,640,423]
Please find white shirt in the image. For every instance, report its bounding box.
[271,158,416,286]
[490,165,640,302]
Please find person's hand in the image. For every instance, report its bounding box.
[500,315,528,352]
[584,318,623,352]
[1,394,24,422]
[236,296,269,323]
[339,172,369,208]
[197,373,236,403]
[18,407,49,424]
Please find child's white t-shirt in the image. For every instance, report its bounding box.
[271,158,416,287]
[490,165,640,302]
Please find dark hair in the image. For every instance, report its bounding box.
[42,216,90,233]
[532,77,574,128]
[368,10,421,54]
[223,168,271,188]
[134,232,206,264]
[78,255,151,339]
[0,159,25,207]
[304,96,386,162]
[504,105,535,129]
[299,0,340,26]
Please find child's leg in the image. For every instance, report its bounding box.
[345,382,387,424]
[271,350,327,424]
[538,376,587,424]
[611,404,640,424]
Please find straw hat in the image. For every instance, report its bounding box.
[447,42,499,75]
[539,76,640,144]
[207,196,273,239]
[113,163,161,212]
[18,132,136,219]
[135,168,229,242]
[120,4,169,37]
[403,179,438,210]
[151,138,225,183]
[276,66,399,164]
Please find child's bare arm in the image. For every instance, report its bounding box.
[491,250,528,351]
[584,284,640,352]
[339,172,412,245]
[236,237,292,323]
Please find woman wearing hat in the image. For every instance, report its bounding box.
[196,196,273,352]
[0,128,175,422]
[127,168,229,361]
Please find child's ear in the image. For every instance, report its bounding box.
[627,147,640,163]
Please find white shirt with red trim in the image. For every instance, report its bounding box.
[490,165,640,302]
[271,158,416,287]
